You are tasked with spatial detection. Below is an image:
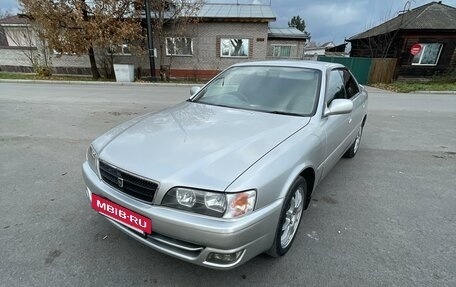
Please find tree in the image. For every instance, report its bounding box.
[19,0,144,79]
[288,15,306,32]
[148,0,204,80]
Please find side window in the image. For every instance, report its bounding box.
[326,70,346,105]
[342,70,360,99]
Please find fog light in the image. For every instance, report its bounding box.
[206,250,244,265]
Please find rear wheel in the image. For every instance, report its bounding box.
[267,176,307,257]
[344,125,363,158]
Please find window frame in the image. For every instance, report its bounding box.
[220,38,250,58]
[271,44,296,58]
[106,43,132,56]
[411,43,443,66]
[341,69,360,99]
[165,37,193,57]
[325,69,347,107]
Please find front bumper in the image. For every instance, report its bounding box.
[82,162,282,269]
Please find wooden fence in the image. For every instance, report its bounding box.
[368,58,397,84]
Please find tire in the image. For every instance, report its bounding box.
[344,125,363,158]
[267,176,307,257]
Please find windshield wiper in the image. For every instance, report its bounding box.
[268,111,303,116]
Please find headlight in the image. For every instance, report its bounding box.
[162,187,256,218]
[86,145,98,173]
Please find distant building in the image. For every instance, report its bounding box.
[303,41,347,59]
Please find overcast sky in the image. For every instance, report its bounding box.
[2,0,456,44]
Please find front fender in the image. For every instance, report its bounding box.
[225,122,324,210]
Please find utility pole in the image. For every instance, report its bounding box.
[145,0,157,80]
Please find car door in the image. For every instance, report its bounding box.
[321,69,352,177]
[341,69,367,140]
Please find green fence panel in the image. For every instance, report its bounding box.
[317,56,373,85]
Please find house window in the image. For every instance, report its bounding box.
[412,43,443,66]
[107,44,131,55]
[166,37,193,56]
[272,45,295,58]
[4,27,36,47]
[221,38,249,57]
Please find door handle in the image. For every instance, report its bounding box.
[349,118,352,124]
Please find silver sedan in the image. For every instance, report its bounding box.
[82,61,368,269]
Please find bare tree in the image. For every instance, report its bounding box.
[0,10,13,19]
[148,0,204,80]
[2,17,53,75]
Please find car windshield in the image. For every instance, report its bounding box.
[192,66,321,116]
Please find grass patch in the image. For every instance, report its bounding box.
[0,72,207,84]
[374,70,456,93]
[0,72,108,82]
[374,81,456,93]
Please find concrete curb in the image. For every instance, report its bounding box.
[0,79,199,87]
[414,90,456,95]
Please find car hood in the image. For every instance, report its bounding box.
[99,102,310,191]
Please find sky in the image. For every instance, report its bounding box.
[2,0,456,44]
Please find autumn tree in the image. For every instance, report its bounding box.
[148,0,204,80]
[288,15,306,32]
[20,0,144,79]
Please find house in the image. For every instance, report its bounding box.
[0,3,309,80]
[137,3,309,79]
[347,1,456,79]
[267,27,310,59]
[0,15,97,75]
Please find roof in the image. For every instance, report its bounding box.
[145,3,276,21]
[348,1,456,40]
[268,27,309,39]
[0,15,29,26]
[320,41,335,48]
[197,4,275,20]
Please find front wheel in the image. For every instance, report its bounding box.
[344,125,363,158]
[267,176,307,257]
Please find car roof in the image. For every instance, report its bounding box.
[232,60,345,72]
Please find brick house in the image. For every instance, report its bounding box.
[0,15,95,75]
[0,4,309,79]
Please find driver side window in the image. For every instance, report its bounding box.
[326,70,346,106]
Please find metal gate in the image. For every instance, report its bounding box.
[318,56,372,85]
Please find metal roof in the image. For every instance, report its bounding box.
[196,4,275,20]
[268,27,309,39]
[349,1,456,40]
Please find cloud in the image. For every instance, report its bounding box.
[272,0,456,43]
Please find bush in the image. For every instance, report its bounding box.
[35,66,52,77]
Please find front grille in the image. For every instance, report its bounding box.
[99,161,158,203]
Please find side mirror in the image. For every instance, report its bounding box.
[190,86,201,97]
[324,99,353,116]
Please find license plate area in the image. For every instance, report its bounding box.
[91,194,152,234]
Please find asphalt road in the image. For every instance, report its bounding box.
[1,83,455,287]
